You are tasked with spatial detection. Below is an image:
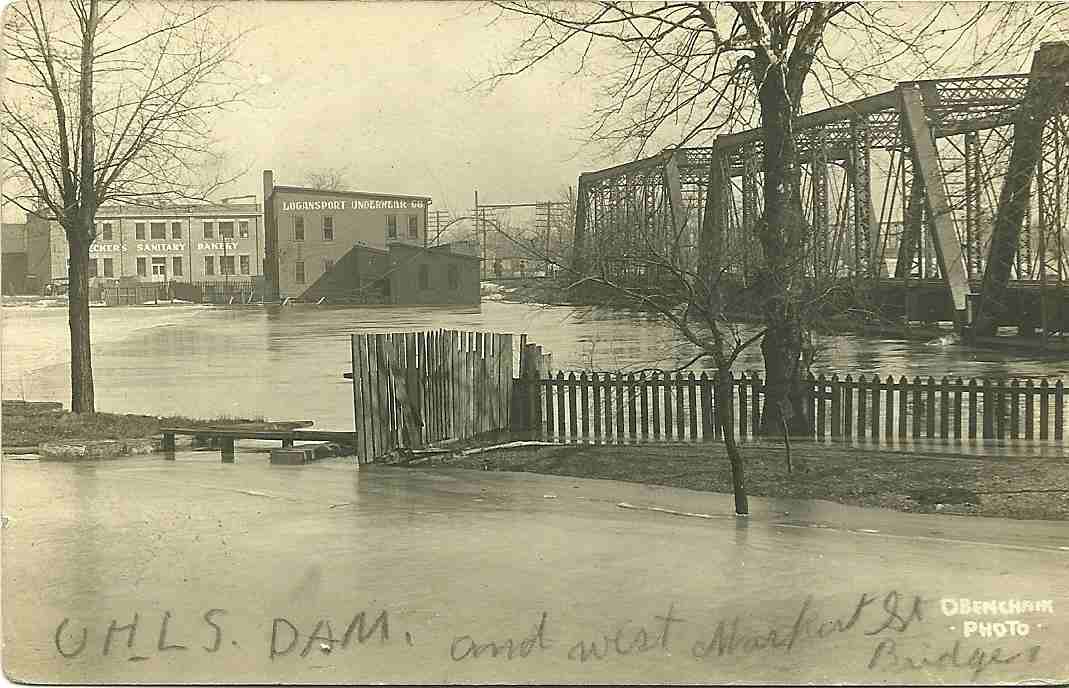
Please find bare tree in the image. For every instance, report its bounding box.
[486,1,1067,435]
[479,194,766,513]
[3,0,246,412]
[304,167,351,191]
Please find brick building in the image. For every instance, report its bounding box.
[24,202,263,292]
[263,171,479,305]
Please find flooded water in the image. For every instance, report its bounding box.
[3,301,1067,430]
[4,302,1069,684]
[4,452,1068,684]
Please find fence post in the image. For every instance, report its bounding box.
[925,376,936,439]
[911,376,922,440]
[738,375,748,438]
[700,372,714,441]
[687,372,698,441]
[898,376,909,440]
[830,374,842,439]
[627,373,639,440]
[968,379,978,439]
[1010,379,1020,440]
[843,375,854,438]
[513,344,529,433]
[856,375,868,440]
[816,374,827,440]
[1025,379,1035,441]
[592,373,603,441]
[952,377,963,442]
[750,374,761,437]
[982,379,994,440]
[530,345,544,435]
[1040,379,1050,441]
[939,377,950,440]
[870,375,881,440]
[663,372,674,440]
[639,373,650,440]
[1054,380,1063,442]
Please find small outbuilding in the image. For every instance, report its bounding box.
[262,170,480,305]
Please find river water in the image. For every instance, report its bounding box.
[3,300,1068,430]
[5,300,1069,685]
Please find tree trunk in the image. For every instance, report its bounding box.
[67,0,98,414]
[716,368,748,515]
[756,67,810,436]
[68,231,95,413]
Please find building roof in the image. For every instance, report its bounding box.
[271,185,431,202]
[32,203,262,222]
[95,202,261,218]
[388,241,481,261]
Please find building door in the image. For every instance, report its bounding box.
[151,257,167,282]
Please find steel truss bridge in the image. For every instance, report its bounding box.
[573,42,1069,336]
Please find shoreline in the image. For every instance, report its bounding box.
[421,439,1069,522]
[484,278,1069,352]
[7,405,1066,520]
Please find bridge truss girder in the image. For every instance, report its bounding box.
[573,42,1069,333]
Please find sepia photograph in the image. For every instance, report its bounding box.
[2,0,1068,684]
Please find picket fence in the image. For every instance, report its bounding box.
[349,330,514,462]
[523,371,1066,445]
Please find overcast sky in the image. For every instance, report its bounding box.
[209,2,608,219]
[3,1,1065,226]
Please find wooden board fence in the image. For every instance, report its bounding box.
[522,372,1066,446]
[350,330,514,462]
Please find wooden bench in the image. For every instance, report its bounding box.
[161,427,358,462]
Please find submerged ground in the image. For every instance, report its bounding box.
[4,449,1068,685]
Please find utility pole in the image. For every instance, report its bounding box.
[432,210,448,246]
[536,201,551,274]
[475,189,485,279]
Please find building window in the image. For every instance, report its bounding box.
[101,222,113,241]
[88,258,98,278]
[220,255,235,275]
[294,216,305,242]
[408,216,418,239]
[219,221,234,239]
[323,258,334,273]
[151,256,167,279]
[323,216,334,241]
[239,220,249,238]
[150,222,166,240]
[171,222,182,239]
[386,215,397,239]
[135,222,146,240]
[204,256,215,276]
[418,264,429,290]
[448,264,459,290]
[103,257,114,278]
[137,257,147,277]
[172,256,183,277]
[203,221,214,239]
[239,255,250,275]
[295,261,305,284]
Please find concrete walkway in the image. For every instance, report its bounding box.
[4,449,1068,684]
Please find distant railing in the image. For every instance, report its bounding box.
[97,283,170,306]
[518,371,1066,445]
[172,279,259,304]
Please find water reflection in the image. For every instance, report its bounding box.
[3,302,1067,431]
